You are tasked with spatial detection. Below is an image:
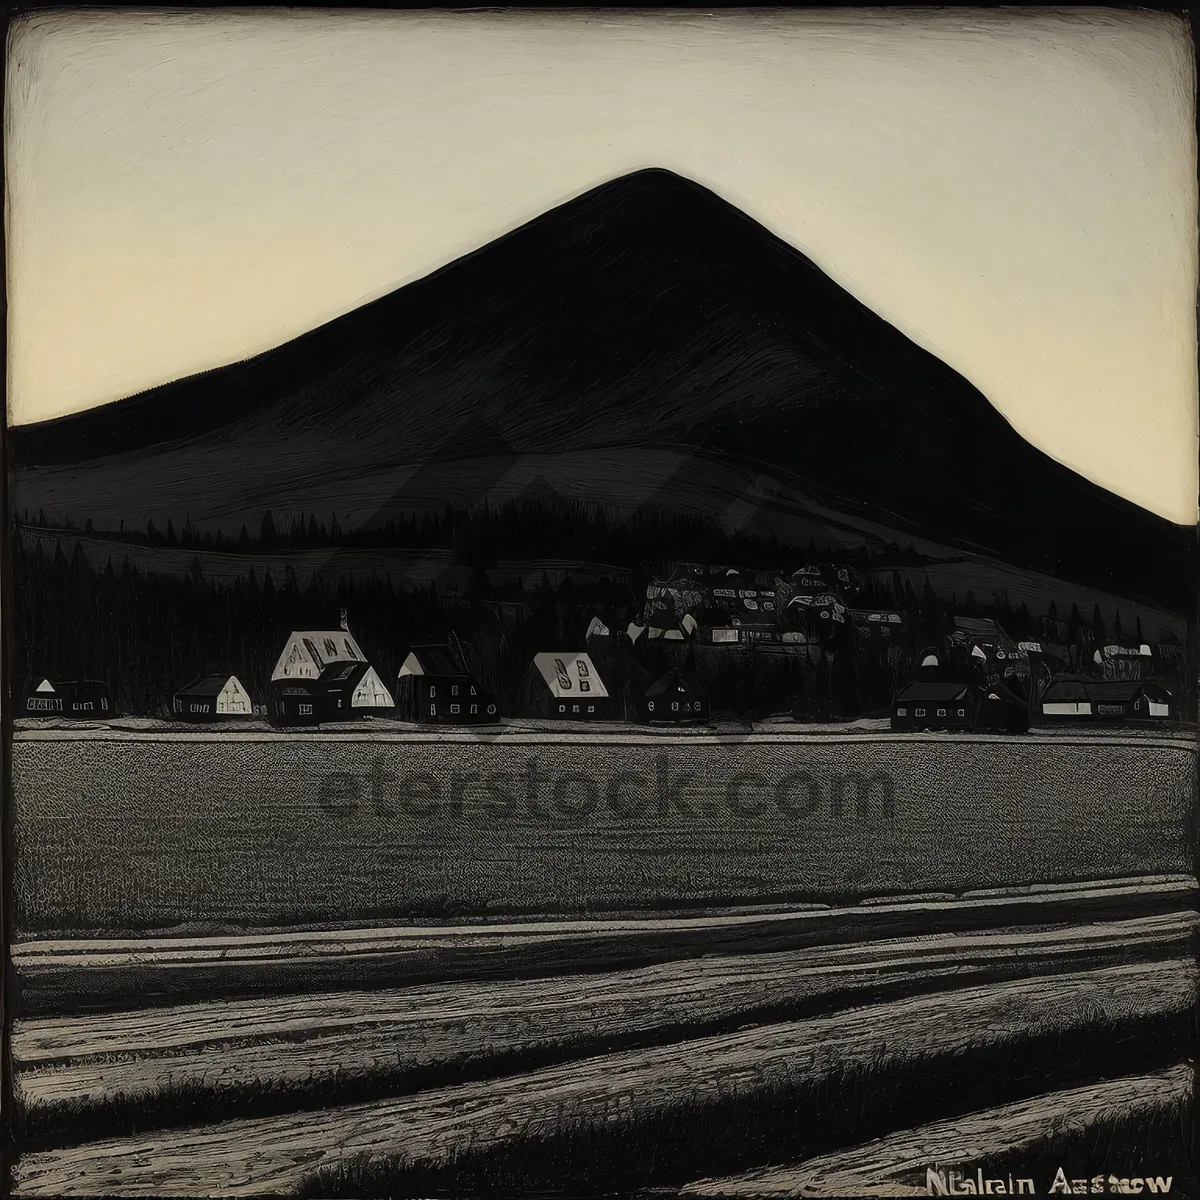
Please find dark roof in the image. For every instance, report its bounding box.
[23,678,111,695]
[318,661,371,687]
[407,645,465,675]
[1086,680,1171,704]
[175,673,239,699]
[269,662,371,694]
[954,616,1000,636]
[1042,679,1173,704]
[894,681,973,704]
[645,670,704,699]
[1042,678,1091,700]
[978,682,1025,706]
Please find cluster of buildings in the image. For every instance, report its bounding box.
[19,566,1182,730]
[888,616,1176,732]
[19,609,710,728]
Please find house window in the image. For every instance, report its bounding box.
[572,704,580,713]
[452,685,459,696]
[559,704,566,713]
[897,707,907,716]
[299,703,313,716]
[470,705,478,714]
[937,708,947,717]
[470,685,477,696]
[487,704,497,715]
[450,704,460,714]
[429,685,437,698]
[323,638,337,658]
[671,702,679,711]
[587,705,595,713]
[915,708,926,717]
[429,704,437,716]
[957,708,966,717]
[580,680,591,692]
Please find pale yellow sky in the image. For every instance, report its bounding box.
[5,8,1198,523]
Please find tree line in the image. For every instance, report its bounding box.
[14,533,1188,721]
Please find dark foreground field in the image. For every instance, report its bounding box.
[8,730,1195,1196]
[10,728,1193,931]
[8,879,1198,1197]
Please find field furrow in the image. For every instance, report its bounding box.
[13,959,1196,1197]
[679,1065,1193,1196]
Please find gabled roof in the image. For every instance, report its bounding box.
[1042,678,1091,701]
[176,673,245,698]
[398,645,466,677]
[1085,680,1152,704]
[24,678,110,693]
[894,681,973,704]
[290,630,365,654]
[645,669,704,699]
[531,652,610,698]
[953,616,1000,637]
[319,661,370,686]
[979,682,1025,706]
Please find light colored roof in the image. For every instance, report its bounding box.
[398,645,466,677]
[532,652,610,698]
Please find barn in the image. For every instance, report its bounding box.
[631,668,709,724]
[1039,678,1172,723]
[268,661,394,727]
[172,674,253,721]
[394,644,500,725]
[526,651,613,720]
[890,681,976,731]
[21,678,115,719]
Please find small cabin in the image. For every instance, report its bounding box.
[1038,676,1092,719]
[631,668,709,725]
[172,674,253,721]
[975,682,1030,733]
[891,681,976,731]
[268,662,393,727]
[1040,678,1171,723]
[395,644,500,725]
[526,651,613,720]
[21,678,115,719]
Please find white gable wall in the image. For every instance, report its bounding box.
[216,676,252,715]
[533,653,610,699]
[352,666,394,709]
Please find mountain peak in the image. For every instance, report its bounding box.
[10,169,1193,610]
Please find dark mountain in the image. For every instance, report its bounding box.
[10,168,1194,611]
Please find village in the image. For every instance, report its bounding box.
[17,560,1184,733]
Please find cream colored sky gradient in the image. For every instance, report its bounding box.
[5,8,1198,523]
